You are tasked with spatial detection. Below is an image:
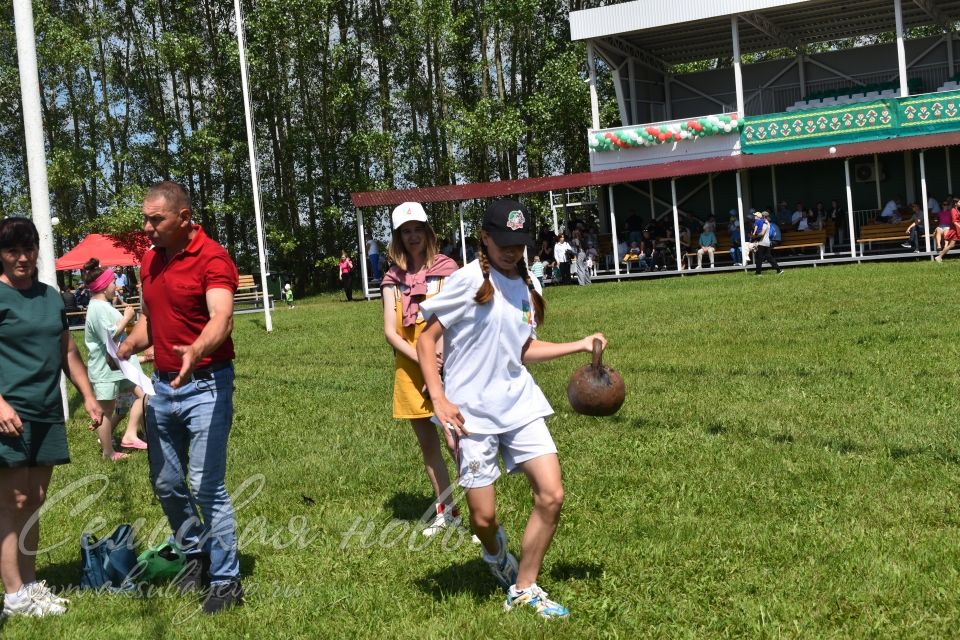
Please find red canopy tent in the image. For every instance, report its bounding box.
[55,233,151,270]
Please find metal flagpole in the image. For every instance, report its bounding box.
[234,0,273,331]
[671,179,682,272]
[357,212,370,299]
[607,186,621,277]
[735,171,748,269]
[920,151,932,254]
[14,0,69,419]
[459,207,468,265]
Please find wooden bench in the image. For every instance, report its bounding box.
[235,274,274,309]
[856,221,912,254]
[772,229,828,260]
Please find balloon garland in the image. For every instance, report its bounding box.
[589,114,743,151]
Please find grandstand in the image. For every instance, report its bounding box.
[351,0,960,295]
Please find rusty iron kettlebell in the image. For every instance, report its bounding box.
[566,338,625,416]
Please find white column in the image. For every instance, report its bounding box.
[14,0,68,419]
[235,0,273,330]
[356,212,370,300]
[708,173,716,217]
[920,151,932,253]
[549,190,559,234]
[845,159,857,257]
[608,186,621,277]
[874,154,882,209]
[671,179,682,271]
[628,59,637,124]
[771,166,779,208]
[731,16,746,116]
[587,42,600,130]
[648,179,655,219]
[894,0,909,97]
[459,208,468,265]
[736,171,748,267]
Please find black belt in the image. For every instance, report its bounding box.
[155,360,232,382]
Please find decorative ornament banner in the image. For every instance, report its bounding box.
[588,114,741,152]
[741,100,895,153]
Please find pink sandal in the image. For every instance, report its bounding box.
[120,437,148,450]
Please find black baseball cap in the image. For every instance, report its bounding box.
[482,199,535,249]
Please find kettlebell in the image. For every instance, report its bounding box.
[566,338,625,416]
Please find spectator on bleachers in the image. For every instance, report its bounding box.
[586,225,599,249]
[538,225,556,248]
[797,211,810,231]
[927,195,941,214]
[660,227,677,269]
[791,202,805,228]
[695,222,717,269]
[623,241,641,273]
[75,282,90,309]
[585,243,599,277]
[828,199,847,245]
[639,229,660,271]
[902,203,925,252]
[625,211,643,243]
[935,197,960,262]
[935,198,954,251]
[776,201,792,229]
[553,233,573,284]
[879,195,901,222]
[728,215,743,265]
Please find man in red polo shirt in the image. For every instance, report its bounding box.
[118,181,242,613]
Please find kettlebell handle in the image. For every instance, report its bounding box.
[591,338,603,370]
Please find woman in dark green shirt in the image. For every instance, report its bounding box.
[0,218,103,618]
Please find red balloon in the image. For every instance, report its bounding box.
[673,132,682,141]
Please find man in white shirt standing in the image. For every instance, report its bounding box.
[553,234,573,285]
[366,237,381,282]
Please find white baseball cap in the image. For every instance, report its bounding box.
[391,202,428,230]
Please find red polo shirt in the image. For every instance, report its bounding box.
[141,225,239,372]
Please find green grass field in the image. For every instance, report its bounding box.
[8,260,960,639]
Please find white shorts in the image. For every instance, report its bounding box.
[456,418,557,489]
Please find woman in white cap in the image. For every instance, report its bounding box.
[379,202,460,535]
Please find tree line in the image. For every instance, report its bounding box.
[1,0,608,292]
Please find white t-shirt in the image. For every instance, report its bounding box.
[791,210,804,226]
[366,239,380,256]
[553,241,572,264]
[880,199,897,218]
[419,260,553,435]
[928,197,941,214]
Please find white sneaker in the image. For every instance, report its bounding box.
[25,581,69,607]
[422,506,460,537]
[2,591,66,618]
[694,265,702,270]
[504,583,569,618]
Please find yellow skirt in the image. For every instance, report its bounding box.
[393,350,433,419]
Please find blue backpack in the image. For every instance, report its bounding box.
[769,222,782,243]
[80,524,139,591]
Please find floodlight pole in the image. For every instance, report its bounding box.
[14,0,69,420]
[234,0,272,331]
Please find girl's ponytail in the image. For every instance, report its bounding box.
[474,244,495,305]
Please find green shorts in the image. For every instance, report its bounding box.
[0,420,70,468]
[93,378,134,401]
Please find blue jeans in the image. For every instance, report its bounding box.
[730,246,742,264]
[146,365,239,585]
[369,254,380,280]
